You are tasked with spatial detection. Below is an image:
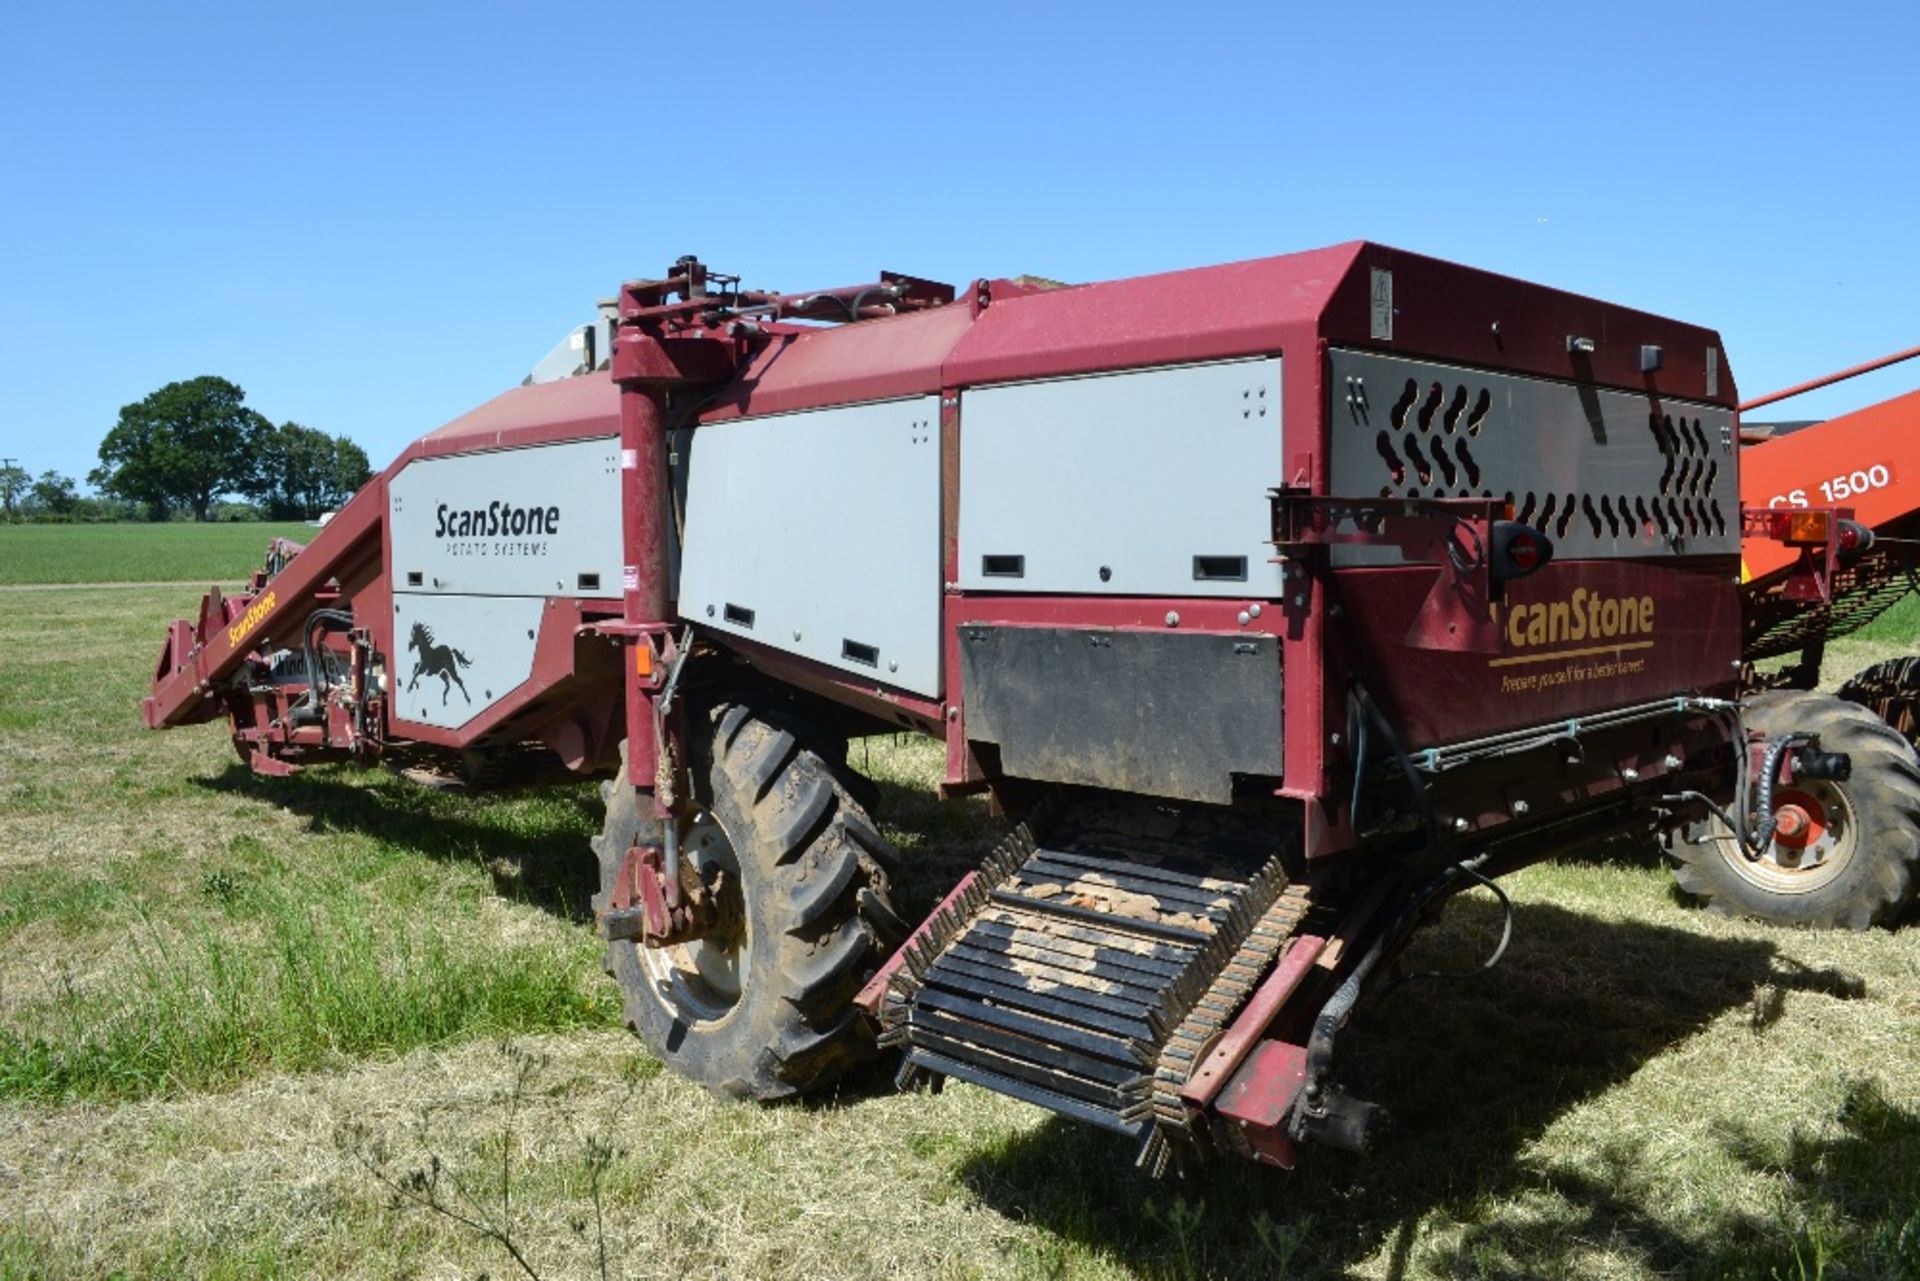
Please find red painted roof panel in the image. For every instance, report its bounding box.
[410,371,620,460]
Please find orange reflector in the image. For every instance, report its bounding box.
[635,644,654,677]
[1761,508,1833,546]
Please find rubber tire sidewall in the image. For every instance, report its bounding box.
[1673,690,1920,929]
[595,706,900,1099]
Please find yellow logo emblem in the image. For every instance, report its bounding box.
[227,591,278,649]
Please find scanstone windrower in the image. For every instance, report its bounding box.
[144,246,1920,1171]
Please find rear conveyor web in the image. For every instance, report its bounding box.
[880,795,1307,1169]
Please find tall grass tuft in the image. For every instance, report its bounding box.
[0,885,615,1101]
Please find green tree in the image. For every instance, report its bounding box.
[0,464,27,521]
[91,376,271,521]
[244,421,322,519]
[28,470,78,517]
[329,434,372,506]
[243,422,373,519]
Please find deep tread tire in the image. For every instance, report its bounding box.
[592,705,904,1099]
[1672,690,1920,929]
[1836,656,1920,749]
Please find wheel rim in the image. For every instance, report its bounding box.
[637,810,750,1023]
[1717,781,1858,895]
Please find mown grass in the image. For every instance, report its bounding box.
[0,520,313,585]
[1,582,1918,1278]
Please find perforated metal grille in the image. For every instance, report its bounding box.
[1328,350,1738,564]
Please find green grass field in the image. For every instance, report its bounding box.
[1852,591,1920,647]
[0,521,315,586]
[1,529,1918,1278]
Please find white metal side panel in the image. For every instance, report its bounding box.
[389,436,622,598]
[958,357,1286,597]
[679,396,942,698]
[392,595,544,730]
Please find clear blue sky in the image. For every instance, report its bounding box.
[2,1,1915,488]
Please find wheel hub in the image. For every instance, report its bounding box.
[1771,803,1813,844]
[1732,783,1853,892]
[633,811,749,1022]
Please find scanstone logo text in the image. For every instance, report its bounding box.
[434,502,562,539]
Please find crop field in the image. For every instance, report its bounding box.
[1,533,1918,1278]
[0,521,315,587]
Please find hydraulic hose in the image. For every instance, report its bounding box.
[1351,682,1439,847]
[1750,732,1816,858]
[1660,789,1759,859]
[1301,686,1510,1123]
[1346,690,1370,833]
[289,609,354,726]
[1659,716,1818,862]
[1299,852,1505,1116]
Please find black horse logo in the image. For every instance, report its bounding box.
[406,622,472,705]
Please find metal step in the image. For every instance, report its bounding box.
[881,796,1305,1157]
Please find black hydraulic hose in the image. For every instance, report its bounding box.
[1661,711,1805,862]
[1302,687,1504,1115]
[1301,926,1390,1108]
[795,292,859,322]
[1390,860,1513,986]
[1729,707,1749,851]
[848,285,902,319]
[1301,852,1500,1111]
[290,609,354,725]
[1346,690,1370,832]
[1660,790,1760,859]
[1352,682,1439,847]
[1750,731,1816,857]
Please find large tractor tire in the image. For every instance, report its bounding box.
[1836,655,1920,749]
[592,704,906,1099]
[1671,690,1920,929]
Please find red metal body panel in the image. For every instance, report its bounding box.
[941,243,1732,404]
[704,305,977,421]
[953,595,1271,633]
[1334,558,1743,748]
[722,632,946,734]
[412,371,620,458]
[1741,385,1920,581]
[942,246,1355,387]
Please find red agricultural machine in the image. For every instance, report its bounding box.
[143,245,1920,1171]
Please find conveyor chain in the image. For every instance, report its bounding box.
[881,794,1304,1163]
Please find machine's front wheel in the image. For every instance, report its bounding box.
[592,705,904,1099]
[1671,690,1920,929]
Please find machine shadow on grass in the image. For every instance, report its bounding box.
[196,761,999,933]
[199,764,605,922]
[188,755,1898,1274]
[954,897,1872,1280]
